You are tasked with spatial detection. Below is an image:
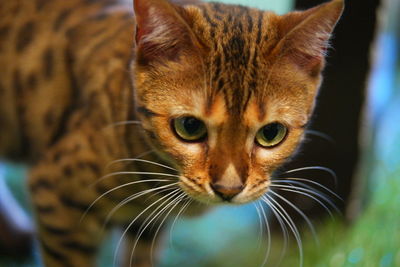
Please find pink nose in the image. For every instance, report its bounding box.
[211,183,244,201]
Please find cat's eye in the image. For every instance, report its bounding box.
[255,122,288,148]
[172,116,207,142]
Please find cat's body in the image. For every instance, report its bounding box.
[0,0,343,266]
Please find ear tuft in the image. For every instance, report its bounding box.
[277,0,344,74]
[134,0,195,65]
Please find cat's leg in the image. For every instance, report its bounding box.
[28,130,112,267]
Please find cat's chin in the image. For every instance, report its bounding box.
[182,188,268,206]
[179,177,270,205]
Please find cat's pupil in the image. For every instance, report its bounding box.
[183,117,202,134]
[263,123,279,140]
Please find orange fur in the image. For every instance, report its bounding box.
[0,0,343,265]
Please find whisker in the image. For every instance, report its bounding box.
[273,178,342,201]
[263,197,288,267]
[107,158,178,172]
[112,188,181,267]
[305,129,335,143]
[283,166,337,187]
[93,171,180,186]
[105,150,155,169]
[270,187,336,218]
[169,198,192,249]
[269,184,340,214]
[106,120,142,129]
[145,186,179,202]
[80,179,173,224]
[103,183,179,230]
[269,190,319,245]
[129,191,185,267]
[257,201,271,267]
[252,203,263,250]
[150,195,188,266]
[263,195,304,267]
[136,191,184,239]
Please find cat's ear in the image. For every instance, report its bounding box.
[133,0,197,65]
[275,0,344,75]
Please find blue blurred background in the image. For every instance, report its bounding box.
[1,0,400,266]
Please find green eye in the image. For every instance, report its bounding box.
[255,122,287,148]
[173,116,207,142]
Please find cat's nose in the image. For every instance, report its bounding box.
[211,183,244,201]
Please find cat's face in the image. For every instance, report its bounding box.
[132,0,343,204]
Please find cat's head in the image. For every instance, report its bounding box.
[131,0,343,204]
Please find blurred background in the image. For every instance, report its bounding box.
[1,0,399,266]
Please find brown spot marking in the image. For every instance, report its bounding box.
[16,21,35,52]
[36,205,56,214]
[77,161,101,176]
[27,72,38,90]
[54,9,73,31]
[61,240,97,255]
[13,69,23,93]
[30,177,54,193]
[53,151,63,162]
[36,0,49,10]
[63,166,73,177]
[44,110,56,127]
[0,25,11,51]
[43,48,54,78]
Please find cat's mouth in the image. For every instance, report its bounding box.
[179,177,270,205]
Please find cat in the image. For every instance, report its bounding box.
[0,0,343,266]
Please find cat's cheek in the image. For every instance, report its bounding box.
[178,177,220,204]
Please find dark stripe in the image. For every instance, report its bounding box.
[212,54,222,85]
[256,13,263,45]
[14,70,32,159]
[44,109,56,127]
[27,72,38,90]
[63,165,73,177]
[42,223,71,236]
[246,11,253,32]
[62,240,97,255]
[144,129,158,142]
[43,48,54,78]
[75,22,131,66]
[213,3,226,14]
[36,205,56,214]
[48,49,80,147]
[0,25,10,38]
[59,195,91,212]
[16,21,35,52]
[36,0,49,10]
[30,178,54,193]
[13,69,23,93]
[136,106,158,117]
[200,7,218,28]
[0,25,11,51]
[40,239,69,264]
[54,9,73,31]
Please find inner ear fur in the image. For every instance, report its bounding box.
[274,0,344,75]
[133,0,201,65]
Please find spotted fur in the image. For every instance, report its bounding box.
[0,0,343,266]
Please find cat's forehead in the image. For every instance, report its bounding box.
[184,4,281,115]
[191,3,279,51]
